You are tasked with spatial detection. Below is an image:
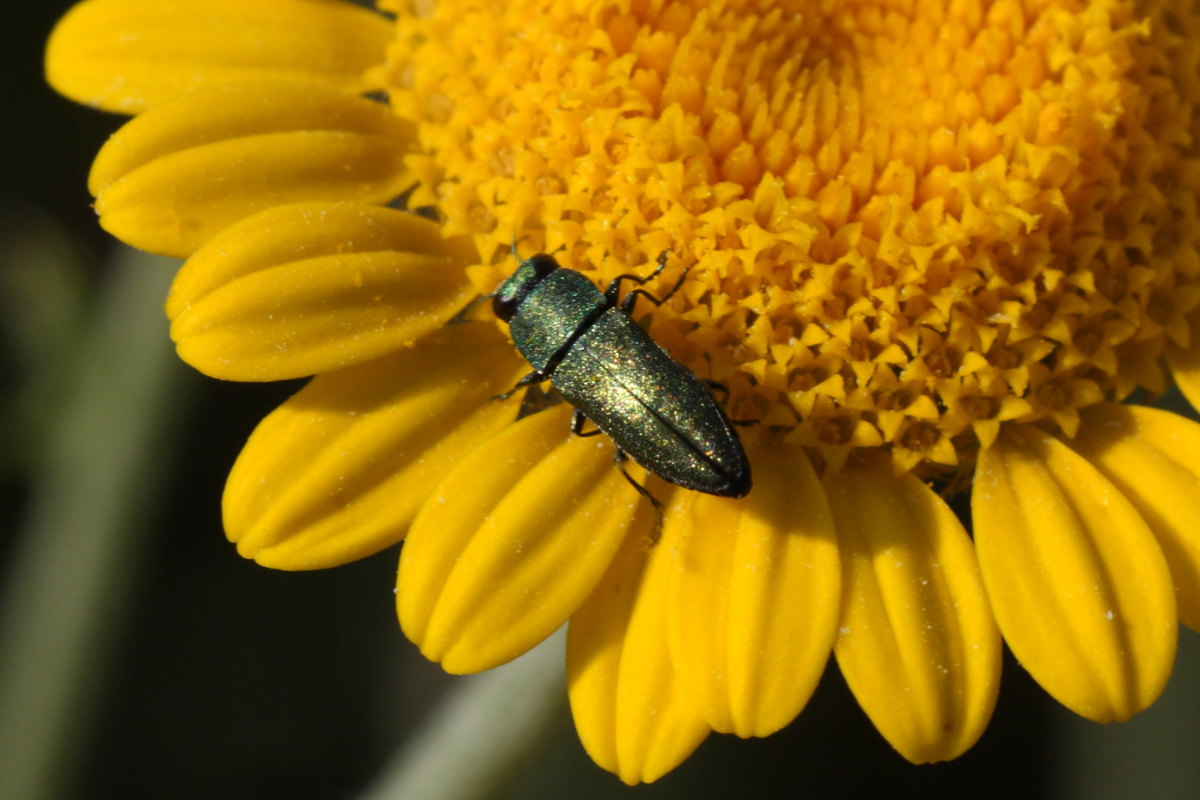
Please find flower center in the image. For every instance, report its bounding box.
[382,0,1200,474]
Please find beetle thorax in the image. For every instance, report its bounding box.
[505,269,608,373]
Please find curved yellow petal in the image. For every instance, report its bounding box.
[1068,403,1200,631]
[46,0,390,113]
[824,459,1001,763]
[399,406,643,675]
[169,204,475,381]
[88,82,414,257]
[1166,342,1200,416]
[166,202,469,319]
[667,442,839,738]
[567,504,710,785]
[224,324,525,569]
[973,426,1177,722]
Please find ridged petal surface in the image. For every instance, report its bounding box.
[667,442,839,737]
[168,203,474,380]
[974,426,1177,722]
[1068,403,1200,631]
[825,460,1001,763]
[567,502,710,785]
[399,407,641,675]
[46,0,390,113]
[224,324,524,569]
[90,83,413,256]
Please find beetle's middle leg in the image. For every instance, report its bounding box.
[702,378,758,427]
[493,369,548,401]
[703,378,730,404]
[570,412,665,540]
[570,408,604,437]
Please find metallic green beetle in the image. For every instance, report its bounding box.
[492,251,751,499]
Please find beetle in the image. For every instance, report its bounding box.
[492,250,751,501]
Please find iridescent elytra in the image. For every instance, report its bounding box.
[492,251,751,499]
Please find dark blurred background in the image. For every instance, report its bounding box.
[2,3,1198,800]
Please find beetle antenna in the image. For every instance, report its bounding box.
[446,293,494,323]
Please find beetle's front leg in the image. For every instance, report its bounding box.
[493,369,548,401]
[604,252,667,304]
[619,254,689,314]
[605,250,689,315]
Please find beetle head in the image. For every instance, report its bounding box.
[492,253,560,322]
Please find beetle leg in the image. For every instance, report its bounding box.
[700,378,758,426]
[614,451,662,510]
[492,369,548,400]
[605,250,686,313]
[570,408,605,438]
[618,257,689,315]
[604,253,664,302]
[603,252,667,302]
[613,448,665,543]
[446,293,494,323]
[604,273,649,305]
[703,378,730,403]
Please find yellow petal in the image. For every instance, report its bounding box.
[1068,403,1200,631]
[399,406,643,675]
[88,82,414,257]
[46,0,389,113]
[667,442,839,737]
[567,505,710,785]
[169,203,475,381]
[1166,342,1200,415]
[166,202,469,320]
[973,426,1177,722]
[224,324,525,569]
[824,459,1001,763]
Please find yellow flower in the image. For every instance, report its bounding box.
[47,0,1200,784]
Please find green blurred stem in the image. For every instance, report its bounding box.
[362,631,568,800]
[0,248,191,800]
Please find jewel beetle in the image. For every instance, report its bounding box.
[493,250,751,499]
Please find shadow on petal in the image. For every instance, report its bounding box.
[400,406,644,674]
[225,323,525,569]
[667,440,840,738]
[567,499,710,785]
